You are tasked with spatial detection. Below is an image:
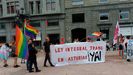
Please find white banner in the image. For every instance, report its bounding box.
[127,40,133,60]
[50,41,106,66]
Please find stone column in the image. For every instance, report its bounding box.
[6,22,12,43]
[59,19,65,42]
[40,20,47,45]
[33,1,36,14]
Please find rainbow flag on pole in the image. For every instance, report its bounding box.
[16,25,28,59]
[24,20,39,39]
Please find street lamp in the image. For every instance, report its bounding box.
[15,8,29,28]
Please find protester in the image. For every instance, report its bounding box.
[0,43,2,47]
[124,36,131,61]
[106,40,110,51]
[86,37,93,42]
[60,37,65,44]
[11,41,20,68]
[124,36,130,51]
[0,43,12,67]
[119,34,124,58]
[43,37,54,67]
[96,35,103,41]
[28,39,41,73]
[113,43,116,51]
[73,38,79,43]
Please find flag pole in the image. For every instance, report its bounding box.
[117,17,120,52]
[24,19,26,35]
[23,19,29,60]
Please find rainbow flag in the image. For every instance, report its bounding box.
[24,20,39,39]
[16,25,28,59]
[87,32,103,38]
[92,32,102,37]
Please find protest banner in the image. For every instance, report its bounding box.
[127,40,133,60]
[50,41,106,66]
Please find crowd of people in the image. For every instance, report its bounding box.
[0,36,55,73]
[0,35,132,73]
[118,34,131,60]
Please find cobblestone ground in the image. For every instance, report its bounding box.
[0,51,133,75]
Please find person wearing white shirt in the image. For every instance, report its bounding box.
[0,43,11,67]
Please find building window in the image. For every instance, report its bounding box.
[0,23,5,29]
[11,22,16,28]
[72,0,84,5]
[29,1,34,14]
[99,0,108,3]
[46,0,51,10]
[0,5,2,16]
[120,0,127,1]
[36,1,40,14]
[47,20,59,26]
[7,1,19,14]
[48,34,60,44]
[119,10,129,20]
[72,13,85,23]
[99,12,109,21]
[7,2,15,14]
[46,0,56,11]
[1,24,5,29]
[51,0,56,10]
[11,6,15,13]
[100,28,109,40]
[0,36,6,43]
[30,21,40,27]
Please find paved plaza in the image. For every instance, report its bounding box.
[0,51,133,75]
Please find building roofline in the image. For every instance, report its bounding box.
[0,13,66,20]
[65,2,133,10]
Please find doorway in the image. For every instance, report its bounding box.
[71,28,86,42]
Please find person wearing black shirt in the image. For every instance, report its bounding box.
[43,37,54,67]
[28,39,41,73]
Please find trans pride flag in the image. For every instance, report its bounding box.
[16,25,28,59]
[24,20,39,39]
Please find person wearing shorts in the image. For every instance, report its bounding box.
[11,42,20,68]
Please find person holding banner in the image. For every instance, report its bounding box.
[86,37,93,42]
[73,38,79,43]
[124,36,131,61]
[96,36,103,41]
[43,37,54,67]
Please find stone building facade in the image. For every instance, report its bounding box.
[0,0,65,45]
[0,0,133,44]
[65,0,133,42]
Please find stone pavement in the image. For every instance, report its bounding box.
[0,51,133,75]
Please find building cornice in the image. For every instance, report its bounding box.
[0,13,66,20]
[65,2,133,10]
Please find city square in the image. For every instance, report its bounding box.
[0,51,133,75]
[0,0,133,75]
